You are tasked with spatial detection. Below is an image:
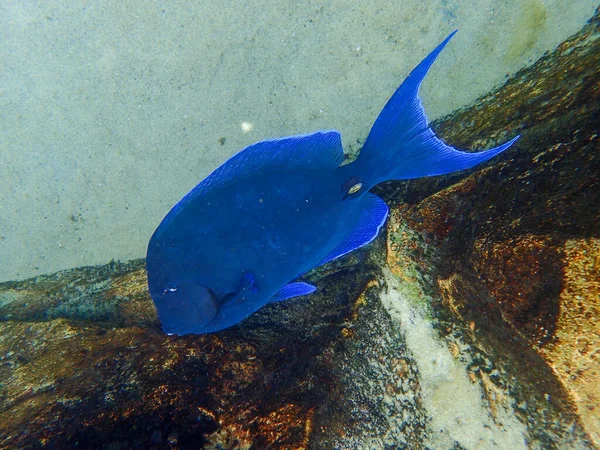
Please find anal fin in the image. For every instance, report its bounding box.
[318,193,388,266]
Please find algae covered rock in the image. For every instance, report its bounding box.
[378,7,600,448]
[1,9,600,450]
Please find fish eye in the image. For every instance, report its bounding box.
[163,282,178,294]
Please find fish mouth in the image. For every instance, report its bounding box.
[157,285,219,335]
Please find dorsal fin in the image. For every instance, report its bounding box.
[154,130,345,233]
[183,130,343,203]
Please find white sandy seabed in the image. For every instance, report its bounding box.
[0,0,598,281]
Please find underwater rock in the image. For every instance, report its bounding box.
[379,7,600,448]
[1,249,429,449]
[1,8,599,449]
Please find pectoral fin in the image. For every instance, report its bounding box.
[221,271,259,307]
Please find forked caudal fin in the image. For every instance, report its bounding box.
[356,31,519,187]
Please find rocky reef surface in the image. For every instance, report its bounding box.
[1,9,599,450]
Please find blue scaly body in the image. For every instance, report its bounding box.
[146,32,519,335]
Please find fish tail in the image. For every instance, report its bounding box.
[356,31,519,188]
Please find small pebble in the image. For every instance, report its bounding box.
[167,431,179,444]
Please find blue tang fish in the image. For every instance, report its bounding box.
[146,31,519,335]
